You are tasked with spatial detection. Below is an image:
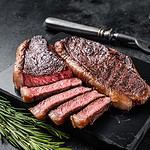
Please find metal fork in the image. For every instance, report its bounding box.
[44,17,150,54]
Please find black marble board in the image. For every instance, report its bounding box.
[0,33,150,150]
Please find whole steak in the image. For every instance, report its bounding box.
[54,36,150,110]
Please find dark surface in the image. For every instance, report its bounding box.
[0,0,150,150]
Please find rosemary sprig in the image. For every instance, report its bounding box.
[0,96,70,150]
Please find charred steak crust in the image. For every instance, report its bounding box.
[48,90,104,125]
[13,36,72,89]
[54,36,150,110]
[23,36,66,76]
[13,39,30,90]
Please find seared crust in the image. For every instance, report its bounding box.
[54,40,109,94]
[13,39,30,90]
[54,37,150,110]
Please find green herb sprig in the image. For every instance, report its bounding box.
[0,96,70,150]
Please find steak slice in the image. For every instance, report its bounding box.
[54,36,150,110]
[48,90,104,125]
[13,35,72,89]
[70,97,111,128]
[20,78,82,103]
[29,86,91,120]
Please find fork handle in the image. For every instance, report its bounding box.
[44,17,108,37]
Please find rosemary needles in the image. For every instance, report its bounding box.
[0,96,70,150]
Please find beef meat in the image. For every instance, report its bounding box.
[70,97,111,128]
[48,90,104,125]
[20,78,82,102]
[23,69,72,87]
[30,86,91,120]
[13,35,72,89]
[23,36,65,76]
[54,36,150,110]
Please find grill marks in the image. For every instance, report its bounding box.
[97,53,129,88]
[63,37,132,89]
[113,69,148,101]
[65,37,109,73]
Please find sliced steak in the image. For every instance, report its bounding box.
[48,90,104,125]
[20,78,82,103]
[29,86,91,120]
[13,35,72,89]
[54,36,150,110]
[70,97,111,128]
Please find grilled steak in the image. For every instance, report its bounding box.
[71,97,111,128]
[21,78,82,102]
[13,35,72,89]
[48,90,104,125]
[54,36,150,110]
[30,86,91,120]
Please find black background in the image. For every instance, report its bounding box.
[0,0,150,150]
